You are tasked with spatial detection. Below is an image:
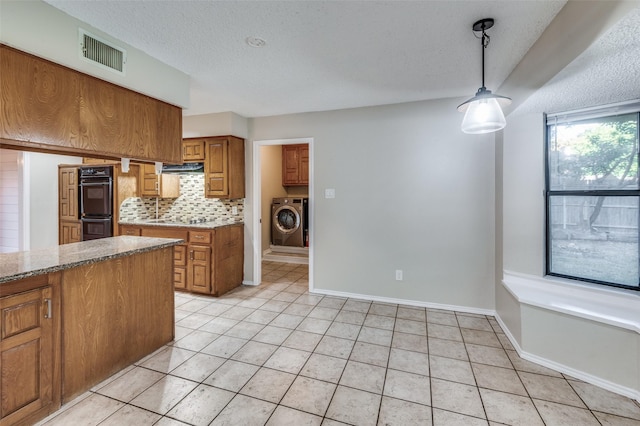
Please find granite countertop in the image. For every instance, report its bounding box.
[0,236,183,284]
[119,218,244,229]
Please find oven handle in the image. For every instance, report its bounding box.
[80,180,111,186]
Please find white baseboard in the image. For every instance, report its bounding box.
[494,314,640,403]
[310,287,495,317]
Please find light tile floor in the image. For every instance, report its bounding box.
[38,261,640,426]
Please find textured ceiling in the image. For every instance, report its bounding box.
[43,0,567,117]
[514,5,640,116]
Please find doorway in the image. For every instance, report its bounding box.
[252,138,314,290]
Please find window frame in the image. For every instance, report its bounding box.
[544,102,640,291]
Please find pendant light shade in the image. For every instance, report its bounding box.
[458,18,511,134]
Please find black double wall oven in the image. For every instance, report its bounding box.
[79,166,113,241]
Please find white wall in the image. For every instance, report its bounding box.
[183,113,249,139]
[500,112,640,400]
[248,99,497,311]
[26,152,81,250]
[0,0,189,108]
[0,149,20,252]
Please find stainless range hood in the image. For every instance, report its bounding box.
[161,162,204,173]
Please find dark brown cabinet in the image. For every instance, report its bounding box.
[282,144,309,186]
[204,136,245,199]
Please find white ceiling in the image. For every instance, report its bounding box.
[43,1,639,118]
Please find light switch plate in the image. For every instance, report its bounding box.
[325,188,336,199]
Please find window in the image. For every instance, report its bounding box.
[545,102,639,291]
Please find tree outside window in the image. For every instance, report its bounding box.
[546,110,639,290]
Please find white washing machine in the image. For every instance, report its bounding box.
[271,197,307,247]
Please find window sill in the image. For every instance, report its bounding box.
[502,270,640,334]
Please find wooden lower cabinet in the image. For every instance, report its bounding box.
[188,245,211,294]
[0,275,60,426]
[59,221,81,245]
[61,248,174,402]
[122,224,243,296]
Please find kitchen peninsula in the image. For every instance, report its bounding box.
[119,219,244,296]
[0,236,180,426]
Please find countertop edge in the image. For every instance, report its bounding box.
[0,237,183,284]
[118,220,244,230]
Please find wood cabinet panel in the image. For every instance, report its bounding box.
[61,248,174,402]
[213,225,245,296]
[188,245,211,294]
[282,144,309,186]
[0,286,54,425]
[204,136,244,199]
[0,45,80,148]
[58,167,78,221]
[0,45,181,163]
[59,221,81,245]
[182,139,205,162]
[140,164,180,198]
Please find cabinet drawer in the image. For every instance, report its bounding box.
[141,227,188,240]
[0,290,43,340]
[120,227,141,236]
[189,231,211,244]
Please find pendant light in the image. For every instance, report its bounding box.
[457,18,511,134]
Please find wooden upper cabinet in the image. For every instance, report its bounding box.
[204,136,245,199]
[182,138,206,162]
[140,164,180,198]
[282,144,309,186]
[0,45,80,147]
[0,45,182,163]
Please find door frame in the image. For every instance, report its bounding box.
[252,137,314,291]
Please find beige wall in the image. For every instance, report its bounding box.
[247,98,497,311]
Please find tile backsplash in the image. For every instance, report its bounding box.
[119,174,244,223]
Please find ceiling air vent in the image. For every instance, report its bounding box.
[79,29,126,74]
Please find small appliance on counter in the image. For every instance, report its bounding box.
[79,166,113,241]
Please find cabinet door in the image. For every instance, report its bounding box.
[1,45,80,147]
[204,139,229,197]
[282,145,300,185]
[174,245,187,290]
[0,287,53,424]
[58,167,79,221]
[140,164,159,196]
[60,221,81,245]
[299,145,309,185]
[182,139,206,162]
[188,245,211,294]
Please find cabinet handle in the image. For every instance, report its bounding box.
[183,147,186,157]
[155,181,159,191]
[189,250,194,260]
[194,235,204,239]
[44,298,52,319]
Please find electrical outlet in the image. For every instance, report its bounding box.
[231,206,238,215]
[395,270,403,281]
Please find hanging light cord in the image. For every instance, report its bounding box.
[474,26,491,90]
